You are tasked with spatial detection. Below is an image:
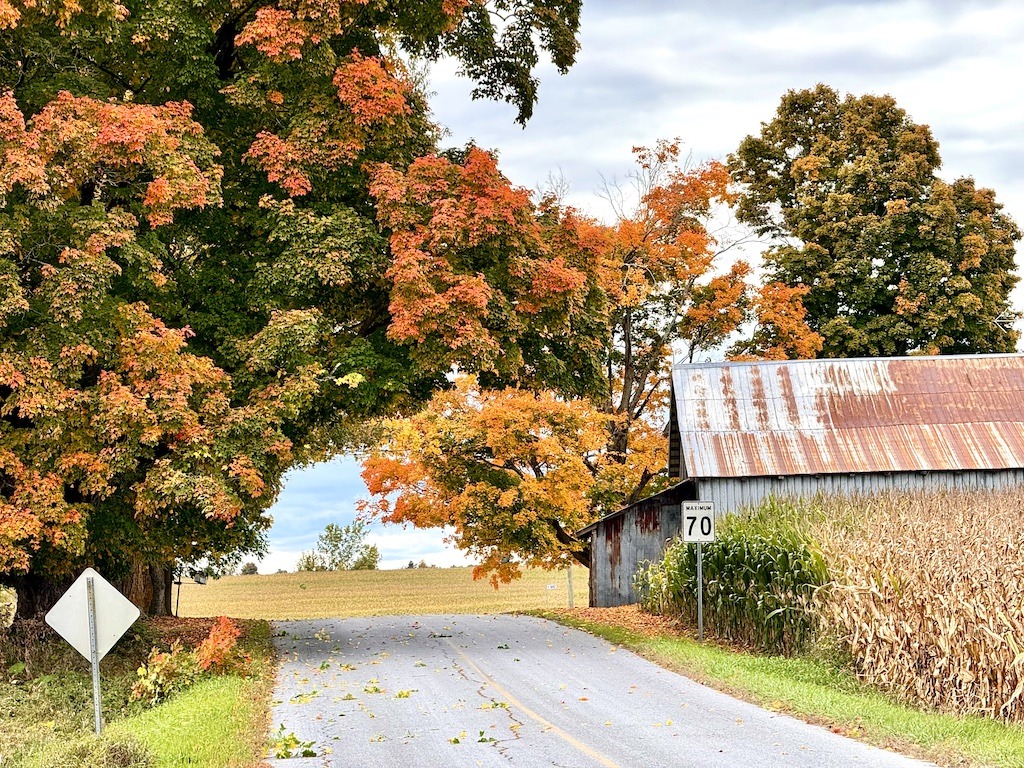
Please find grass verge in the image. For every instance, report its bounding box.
[1,617,275,768]
[539,607,1024,768]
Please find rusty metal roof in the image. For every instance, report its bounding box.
[672,354,1024,478]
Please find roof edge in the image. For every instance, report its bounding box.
[576,481,693,536]
[673,352,1024,372]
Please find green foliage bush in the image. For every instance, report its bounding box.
[636,498,829,654]
[131,640,200,704]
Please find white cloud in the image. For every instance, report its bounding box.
[262,457,474,572]
[427,0,1024,229]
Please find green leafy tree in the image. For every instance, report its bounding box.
[297,520,375,572]
[0,0,583,615]
[352,545,379,571]
[240,562,258,575]
[730,84,1020,357]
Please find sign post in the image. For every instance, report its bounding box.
[682,501,716,643]
[86,576,102,734]
[567,565,574,609]
[45,568,140,735]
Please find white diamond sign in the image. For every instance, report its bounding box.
[45,568,140,662]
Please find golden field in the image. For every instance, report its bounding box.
[177,565,589,620]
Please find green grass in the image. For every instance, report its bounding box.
[105,675,268,768]
[543,611,1024,768]
[179,565,588,619]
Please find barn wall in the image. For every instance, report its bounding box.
[697,469,1024,514]
[590,499,685,607]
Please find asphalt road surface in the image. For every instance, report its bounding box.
[267,614,935,768]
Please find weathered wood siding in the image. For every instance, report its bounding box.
[589,496,684,607]
[697,469,1024,515]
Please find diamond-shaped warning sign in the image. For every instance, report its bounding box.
[45,568,140,661]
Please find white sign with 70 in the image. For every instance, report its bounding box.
[682,501,716,543]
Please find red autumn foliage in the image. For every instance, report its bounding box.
[194,615,249,672]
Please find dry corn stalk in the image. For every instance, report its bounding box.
[816,490,1024,720]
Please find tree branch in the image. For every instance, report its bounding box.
[544,517,591,568]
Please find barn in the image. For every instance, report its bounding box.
[580,353,1024,607]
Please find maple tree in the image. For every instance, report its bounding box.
[730,84,1020,357]
[363,377,615,582]
[369,145,607,396]
[0,0,584,614]
[595,140,821,476]
[362,142,822,582]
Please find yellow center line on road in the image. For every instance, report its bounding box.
[445,639,621,768]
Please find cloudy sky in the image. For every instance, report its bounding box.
[256,0,1024,573]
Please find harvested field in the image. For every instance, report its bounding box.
[178,565,588,619]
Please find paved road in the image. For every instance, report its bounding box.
[267,614,934,768]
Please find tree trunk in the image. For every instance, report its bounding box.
[10,572,75,619]
[121,557,174,616]
[121,557,155,613]
[149,563,173,616]
[607,419,629,462]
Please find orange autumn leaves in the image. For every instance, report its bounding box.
[362,141,822,583]
[236,1,423,199]
[0,0,128,30]
[371,147,594,373]
[243,51,415,197]
[0,91,219,226]
[361,377,628,585]
[235,0,465,62]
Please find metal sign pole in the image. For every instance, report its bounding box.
[86,577,103,735]
[696,541,704,643]
[567,565,574,609]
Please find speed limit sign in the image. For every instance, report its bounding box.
[682,501,715,543]
[682,501,715,643]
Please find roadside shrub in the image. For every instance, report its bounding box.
[195,616,250,673]
[636,498,829,654]
[131,639,199,704]
[131,617,248,704]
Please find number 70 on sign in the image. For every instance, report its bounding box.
[682,501,716,543]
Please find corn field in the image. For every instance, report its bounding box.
[638,489,1024,721]
[817,490,1024,720]
[635,498,829,655]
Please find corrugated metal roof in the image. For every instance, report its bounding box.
[672,354,1024,478]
